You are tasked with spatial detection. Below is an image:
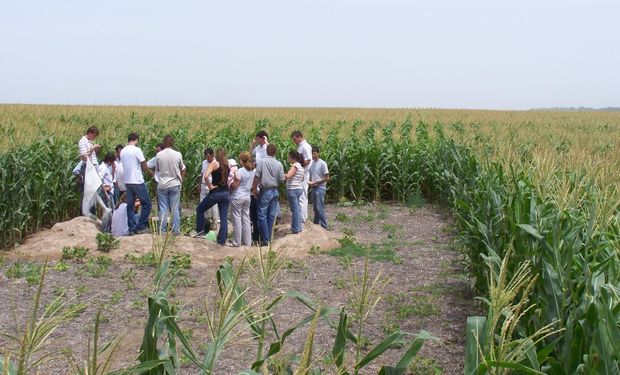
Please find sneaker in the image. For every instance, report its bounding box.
[128,231,137,236]
[136,228,150,235]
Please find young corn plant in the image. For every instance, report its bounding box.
[70,308,120,375]
[344,254,390,367]
[0,262,84,374]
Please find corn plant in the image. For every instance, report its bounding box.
[1,262,84,374]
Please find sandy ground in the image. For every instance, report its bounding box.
[8,215,341,264]
[0,203,478,374]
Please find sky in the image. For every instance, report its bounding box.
[0,0,618,110]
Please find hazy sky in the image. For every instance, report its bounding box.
[0,0,618,110]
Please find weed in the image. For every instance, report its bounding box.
[385,292,440,321]
[4,262,42,285]
[121,267,137,289]
[335,213,349,222]
[109,290,125,305]
[328,237,399,263]
[96,232,119,252]
[78,256,113,278]
[171,252,191,269]
[75,284,87,295]
[61,246,89,262]
[409,356,443,374]
[54,260,70,272]
[125,252,157,267]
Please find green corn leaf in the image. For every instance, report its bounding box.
[465,316,486,375]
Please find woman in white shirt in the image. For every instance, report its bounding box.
[229,152,255,246]
[284,151,305,234]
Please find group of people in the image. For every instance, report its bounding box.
[75,127,330,247]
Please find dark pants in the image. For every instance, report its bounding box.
[196,189,231,245]
[250,195,261,243]
[125,183,152,233]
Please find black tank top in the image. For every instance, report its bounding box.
[211,167,228,192]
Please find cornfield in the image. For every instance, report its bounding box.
[1,104,620,373]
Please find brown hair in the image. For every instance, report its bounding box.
[162,134,174,149]
[288,151,304,165]
[238,151,254,170]
[86,126,99,135]
[214,148,229,186]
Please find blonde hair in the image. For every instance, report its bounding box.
[238,151,254,170]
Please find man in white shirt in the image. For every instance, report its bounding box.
[250,130,269,165]
[155,135,186,235]
[308,146,330,229]
[291,130,313,223]
[120,132,153,235]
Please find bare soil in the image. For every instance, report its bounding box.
[0,202,479,374]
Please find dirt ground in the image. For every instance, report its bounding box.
[0,202,479,374]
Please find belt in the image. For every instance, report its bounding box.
[261,186,277,190]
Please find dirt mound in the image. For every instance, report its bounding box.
[7,216,341,265]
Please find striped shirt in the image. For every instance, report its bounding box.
[78,135,98,165]
[286,162,304,190]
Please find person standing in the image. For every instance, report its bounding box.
[284,151,305,234]
[249,130,268,243]
[291,130,312,223]
[252,144,285,246]
[114,144,125,203]
[120,133,153,235]
[250,130,269,164]
[195,148,231,245]
[77,126,101,210]
[229,152,255,246]
[200,148,219,230]
[308,146,330,229]
[155,135,186,235]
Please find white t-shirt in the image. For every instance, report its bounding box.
[98,163,114,194]
[297,140,313,175]
[231,168,254,200]
[115,160,126,191]
[111,202,129,236]
[78,135,98,165]
[309,159,329,187]
[156,148,186,189]
[252,144,268,164]
[120,144,146,184]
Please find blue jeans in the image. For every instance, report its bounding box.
[287,188,303,233]
[157,185,181,234]
[257,188,279,243]
[312,186,328,229]
[196,189,230,244]
[125,183,152,233]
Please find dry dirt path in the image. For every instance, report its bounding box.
[0,202,478,374]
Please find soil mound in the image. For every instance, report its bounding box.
[8,216,341,265]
